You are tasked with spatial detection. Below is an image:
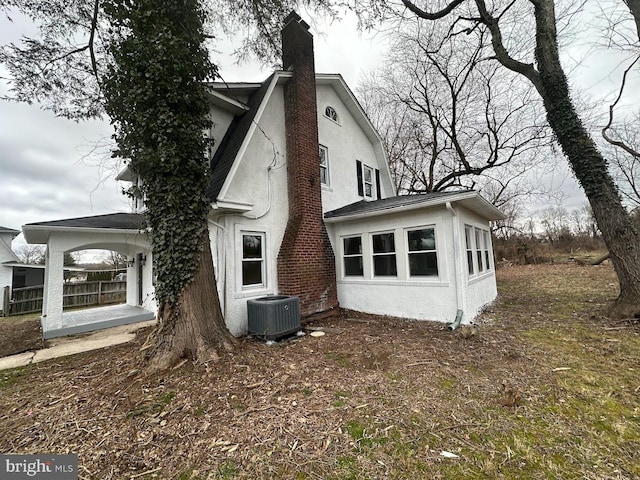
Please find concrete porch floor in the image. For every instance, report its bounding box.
[44,304,156,339]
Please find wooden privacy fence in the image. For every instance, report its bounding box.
[3,281,127,316]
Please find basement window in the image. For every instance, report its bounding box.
[324,106,339,123]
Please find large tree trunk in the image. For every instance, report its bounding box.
[534,0,640,318]
[146,232,236,372]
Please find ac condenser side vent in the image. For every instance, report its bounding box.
[247,295,300,340]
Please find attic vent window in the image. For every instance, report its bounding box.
[324,106,339,123]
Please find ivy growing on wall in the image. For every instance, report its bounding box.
[102,0,216,307]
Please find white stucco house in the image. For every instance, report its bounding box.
[22,12,504,339]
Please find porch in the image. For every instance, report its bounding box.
[44,304,156,339]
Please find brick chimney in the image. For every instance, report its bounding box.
[277,11,338,316]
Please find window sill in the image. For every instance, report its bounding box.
[339,278,449,288]
[468,270,494,285]
[234,288,274,300]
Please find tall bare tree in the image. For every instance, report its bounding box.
[354,0,640,317]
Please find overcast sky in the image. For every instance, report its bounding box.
[3,5,634,252]
[0,12,387,249]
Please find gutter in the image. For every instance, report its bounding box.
[446,201,466,330]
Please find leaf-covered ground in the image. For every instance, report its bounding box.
[1,263,638,479]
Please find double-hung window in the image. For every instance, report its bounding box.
[343,236,363,276]
[475,228,485,273]
[372,232,397,276]
[241,232,265,288]
[465,226,475,275]
[319,145,329,186]
[483,231,492,270]
[363,165,374,198]
[407,227,438,276]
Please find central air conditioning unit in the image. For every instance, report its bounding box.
[247,295,300,340]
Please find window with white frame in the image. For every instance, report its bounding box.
[342,236,363,277]
[241,232,265,288]
[363,164,374,198]
[483,230,492,270]
[465,225,493,277]
[465,225,474,275]
[324,106,339,123]
[372,232,397,276]
[319,145,329,186]
[407,227,438,276]
[475,228,485,273]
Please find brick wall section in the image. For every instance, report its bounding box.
[277,13,338,316]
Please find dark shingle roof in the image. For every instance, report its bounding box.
[25,213,146,230]
[0,226,20,234]
[207,74,275,202]
[324,191,471,219]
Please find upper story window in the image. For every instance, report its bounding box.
[407,227,438,277]
[372,232,397,277]
[356,160,381,200]
[324,106,339,123]
[343,236,363,277]
[319,145,329,186]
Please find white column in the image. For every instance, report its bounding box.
[43,247,64,333]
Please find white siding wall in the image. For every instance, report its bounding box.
[316,85,391,212]
[328,204,498,323]
[458,207,498,318]
[212,85,289,336]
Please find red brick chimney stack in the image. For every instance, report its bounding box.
[277,11,338,316]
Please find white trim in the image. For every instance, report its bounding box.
[218,74,281,200]
[234,223,273,298]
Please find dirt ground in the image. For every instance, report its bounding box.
[0,263,638,479]
[0,314,43,357]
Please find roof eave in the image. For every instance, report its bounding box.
[324,192,505,223]
[23,225,146,244]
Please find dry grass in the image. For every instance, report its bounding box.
[0,263,638,479]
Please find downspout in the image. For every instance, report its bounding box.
[446,201,465,331]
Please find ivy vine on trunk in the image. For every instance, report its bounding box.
[102,0,236,371]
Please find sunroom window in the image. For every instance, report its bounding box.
[407,227,438,276]
[343,236,363,276]
[372,232,397,276]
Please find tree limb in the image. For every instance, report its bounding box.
[601,54,640,158]
[474,0,543,93]
[402,0,467,20]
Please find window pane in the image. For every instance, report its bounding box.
[373,233,395,253]
[467,251,474,275]
[344,257,363,276]
[465,226,473,249]
[409,252,438,276]
[319,147,327,165]
[485,251,490,270]
[242,260,262,286]
[364,167,372,182]
[408,228,435,251]
[320,166,328,185]
[243,235,262,259]
[343,237,362,255]
[374,254,397,276]
[477,250,484,272]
